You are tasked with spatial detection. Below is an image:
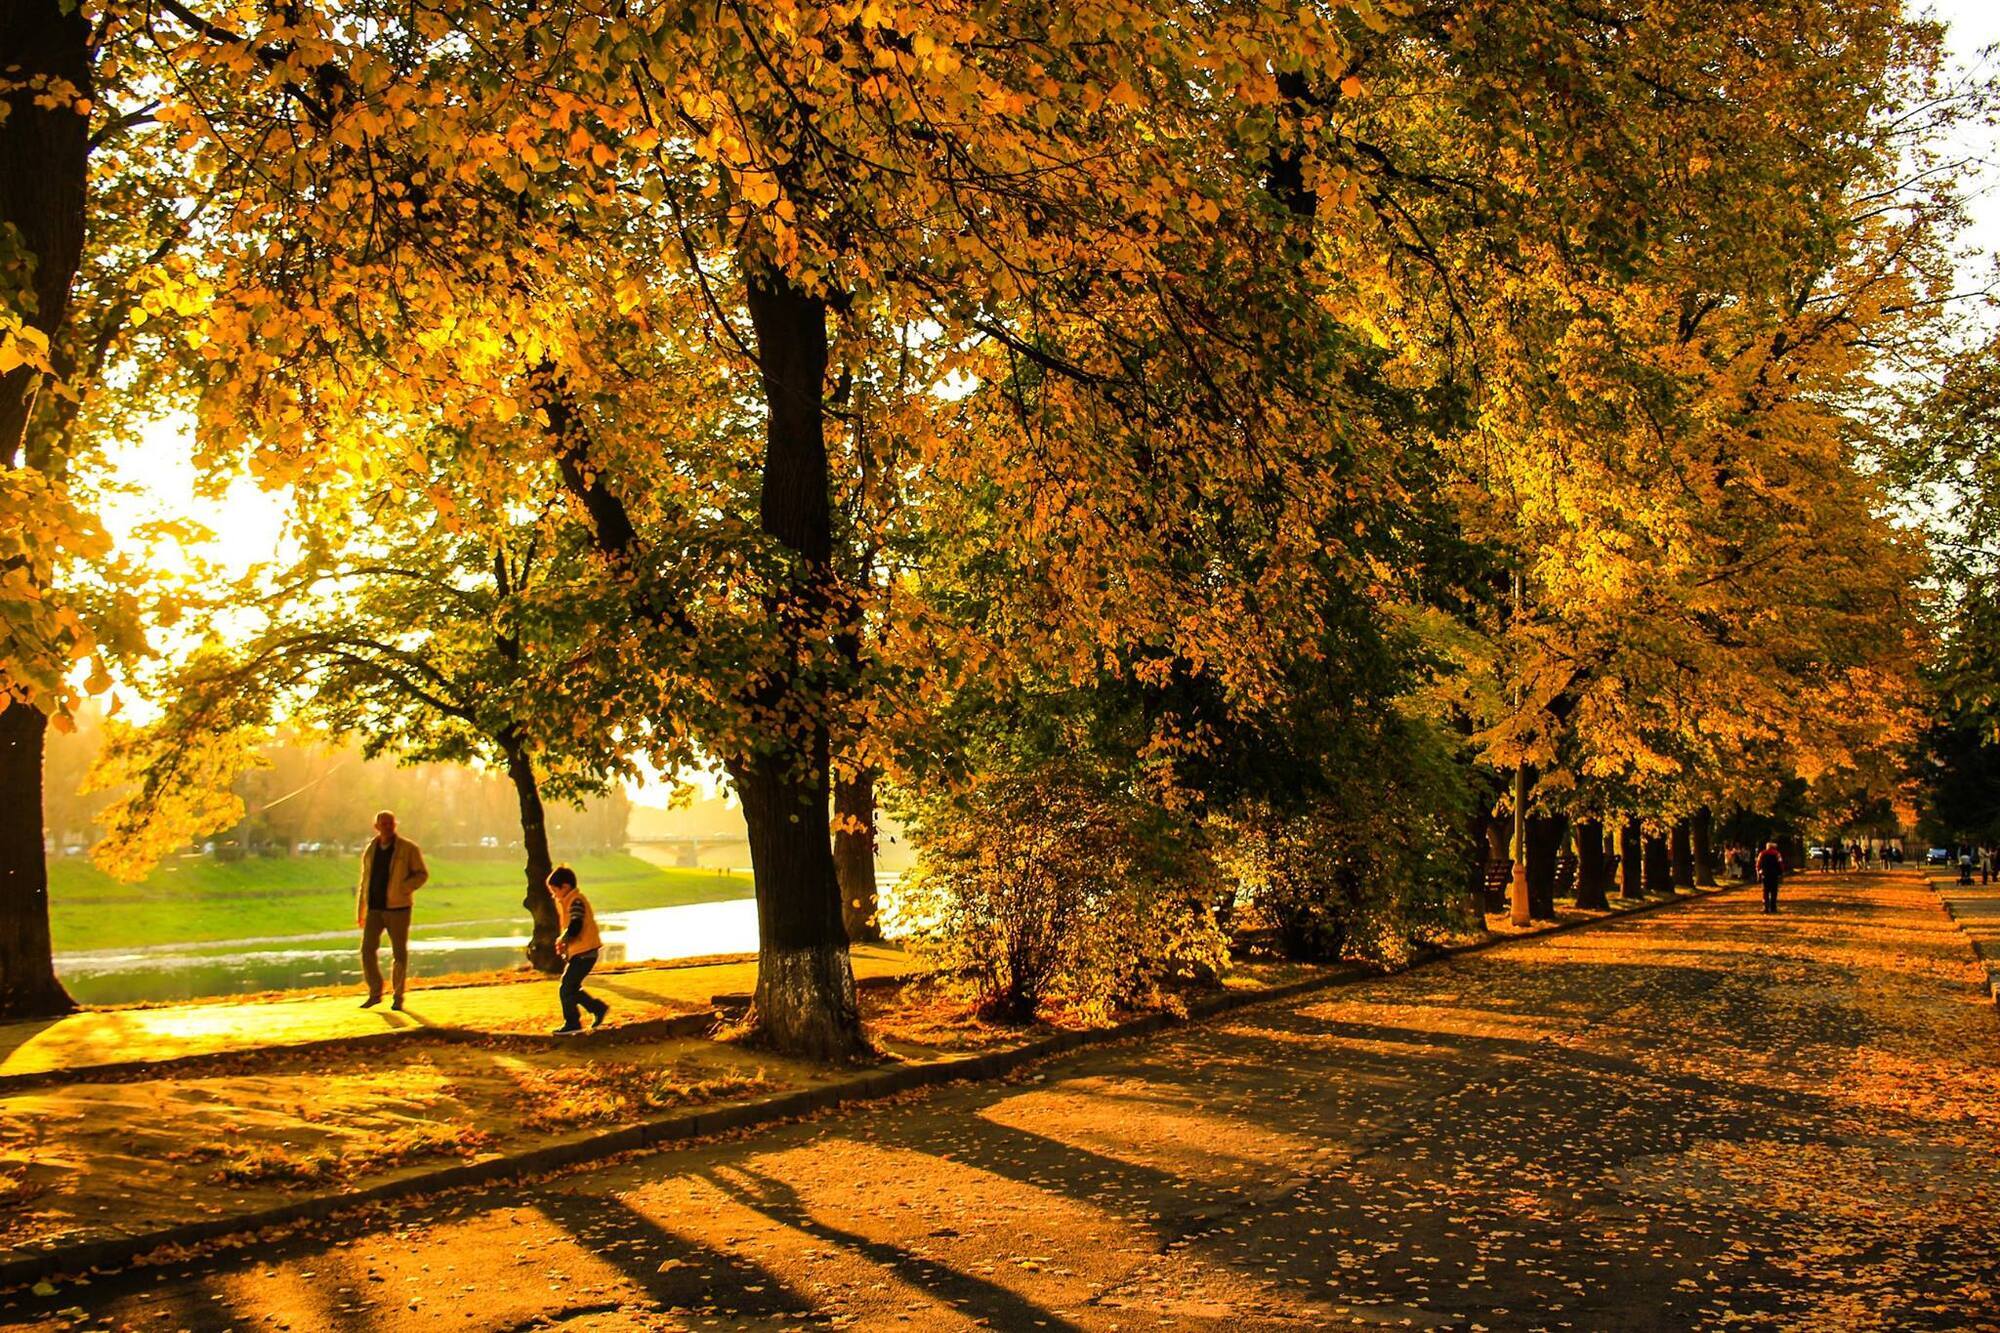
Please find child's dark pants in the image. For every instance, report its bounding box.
[559,948,606,1028]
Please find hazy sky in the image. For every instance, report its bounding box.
[1931,0,2000,282]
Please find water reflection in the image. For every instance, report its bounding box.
[56,896,761,1006]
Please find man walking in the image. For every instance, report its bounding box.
[1757,841,1785,915]
[357,810,428,1009]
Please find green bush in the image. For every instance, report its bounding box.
[1221,715,1472,968]
[898,763,1226,1024]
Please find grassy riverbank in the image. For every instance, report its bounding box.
[46,853,752,954]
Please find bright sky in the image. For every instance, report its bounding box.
[1932,0,2000,288]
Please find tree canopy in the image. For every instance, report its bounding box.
[0,0,1993,1039]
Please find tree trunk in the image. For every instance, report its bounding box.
[1574,818,1609,910]
[1525,813,1563,920]
[1670,820,1695,889]
[736,266,864,1061]
[1643,832,1673,896]
[833,766,881,944]
[1692,806,1717,886]
[0,702,71,1017]
[0,0,90,461]
[0,3,88,1020]
[1618,820,1644,899]
[504,737,560,974]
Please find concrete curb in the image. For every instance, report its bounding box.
[0,884,1728,1293]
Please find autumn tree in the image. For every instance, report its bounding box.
[1331,1,1958,858]
[1,0,194,1016]
[93,479,634,971]
[144,0,1403,1058]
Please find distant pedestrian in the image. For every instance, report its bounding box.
[1757,842,1785,914]
[357,810,428,1010]
[1959,849,1975,887]
[546,866,610,1035]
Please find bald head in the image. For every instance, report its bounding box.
[373,811,398,845]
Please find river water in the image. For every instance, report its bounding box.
[55,897,763,1006]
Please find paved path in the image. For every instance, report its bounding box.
[0,945,917,1082]
[1933,872,2000,1001]
[8,872,1998,1330]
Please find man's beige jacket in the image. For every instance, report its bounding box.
[356,837,429,922]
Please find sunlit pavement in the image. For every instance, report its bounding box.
[8,871,1998,1331]
[0,945,918,1083]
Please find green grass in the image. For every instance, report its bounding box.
[47,852,751,954]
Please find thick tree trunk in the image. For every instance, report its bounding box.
[1692,806,1717,886]
[1462,809,1498,921]
[1574,818,1609,910]
[1525,814,1563,920]
[0,3,88,1021]
[0,702,71,1017]
[504,738,560,974]
[1670,819,1696,889]
[0,0,89,461]
[1618,820,1644,899]
[1643,832,1673,897]
[833,766,881,944]
[737,267,864,1061]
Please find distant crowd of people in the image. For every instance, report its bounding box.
[1717,836,2000,892]
[1810,840,1901,873]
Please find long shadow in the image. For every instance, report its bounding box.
[0,1017,62,1072]
[707,1162,1086,1331]
[585,976,704,1012]
[535,1188,819,1321]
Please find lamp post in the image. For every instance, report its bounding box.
[1508,567,1532,925]
[1510,762,1532,926]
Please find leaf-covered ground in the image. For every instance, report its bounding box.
[7,870,1997,1330]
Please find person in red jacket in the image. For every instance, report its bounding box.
[1757,842,1785,915]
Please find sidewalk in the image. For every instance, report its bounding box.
[0,944,919,1085]
[1931,870,2000,1003]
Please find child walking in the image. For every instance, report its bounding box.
[547,866,610,1034]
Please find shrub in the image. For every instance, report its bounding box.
[1221,714,1471,967]
[898,762,1227,1023]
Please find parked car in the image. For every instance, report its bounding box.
[1927,847,1952,865]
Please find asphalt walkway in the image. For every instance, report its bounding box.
[9,869,1996,1329]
